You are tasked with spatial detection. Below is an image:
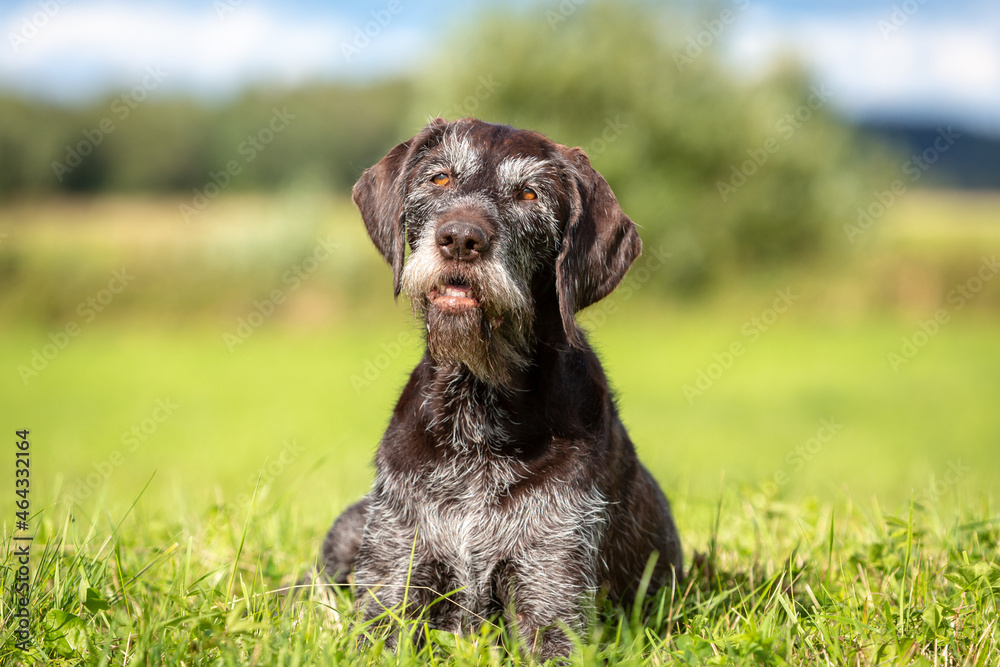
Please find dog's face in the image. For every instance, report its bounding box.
[354,117,641,385]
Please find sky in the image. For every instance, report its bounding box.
[1,0,999,135]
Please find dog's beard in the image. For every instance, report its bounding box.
[424,305,530,386]
[402,250,533,386]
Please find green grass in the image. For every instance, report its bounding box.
[2,452,998,665]
[2,190,999,664]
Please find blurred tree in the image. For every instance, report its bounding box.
[0,80,412,198]
[213,80,413,191]
[408,1,885,291]
[0,96,80,197]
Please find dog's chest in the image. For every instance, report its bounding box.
[383,372,607,588]
[414,383,517,550]
[387,455,606,576]
[413,455,528,563]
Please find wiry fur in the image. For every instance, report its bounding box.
[319,118,682,660]
[401,202,535,386]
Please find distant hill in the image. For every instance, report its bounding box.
[857,121,1000,190]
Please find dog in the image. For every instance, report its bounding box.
[319,117,682,659]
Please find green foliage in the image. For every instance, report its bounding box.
[410,2,888,290]
[0,80,412,197]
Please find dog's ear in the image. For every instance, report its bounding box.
[353,117,449,297]
[556,146,642,348]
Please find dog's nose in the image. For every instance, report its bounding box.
[436,221,490,261]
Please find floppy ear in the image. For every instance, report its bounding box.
[353,117,448,297]
[555,147,642,348]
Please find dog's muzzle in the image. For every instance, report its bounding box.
[425,219,503,323]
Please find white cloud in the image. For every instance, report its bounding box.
[726,6,1000,133]
[2,0,999,136]
[0,1,424,101]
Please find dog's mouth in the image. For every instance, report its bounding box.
[428,277,479,312]
[427,277,504,328]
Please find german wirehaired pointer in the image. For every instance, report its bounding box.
[320,117,682,658]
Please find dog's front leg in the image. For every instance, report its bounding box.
[352,508,425,647]
[353,514,460,648]
[501,550,597,660]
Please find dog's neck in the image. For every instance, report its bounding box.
[420,312,576,457]
[422,361,515,455]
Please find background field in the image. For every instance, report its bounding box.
[3,188,999,510]
[3,189,999,513]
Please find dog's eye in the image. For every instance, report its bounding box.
[519,187,537,201]
[431,173,450,187]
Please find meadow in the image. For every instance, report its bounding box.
[1,191,999,664]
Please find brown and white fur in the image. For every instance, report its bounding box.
[319,117,682,659]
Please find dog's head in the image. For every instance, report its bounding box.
[353,117,640,385]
